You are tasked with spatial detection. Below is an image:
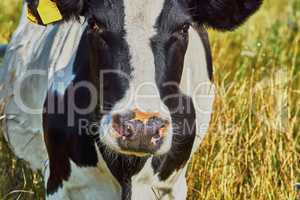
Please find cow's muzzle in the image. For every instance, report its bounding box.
[111,109,171,155]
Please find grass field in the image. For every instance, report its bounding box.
[0,0,300,199]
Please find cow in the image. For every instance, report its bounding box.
[2,0,262,199]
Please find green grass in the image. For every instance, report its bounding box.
[0,0,299,199]
[0,1,22,43]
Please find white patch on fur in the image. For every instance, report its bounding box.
[44,146,122,200]
[132,158,188,200]
[180,27,215,153]
[50,61,75,96]
[113,0,168,114]
[100,0,173,156]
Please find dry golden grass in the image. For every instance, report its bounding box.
[187,0,300,199]
[0,0,299,199]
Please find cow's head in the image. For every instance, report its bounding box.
[28,0,262,157]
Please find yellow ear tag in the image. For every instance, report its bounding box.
[37,0,63,25]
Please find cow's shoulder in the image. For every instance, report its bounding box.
[43,85,99,194]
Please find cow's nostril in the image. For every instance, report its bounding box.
[123,124,134,138]
[146,117,170,136]
[112,114,121,126]
[160,124,166,129]
[151,134,163,145]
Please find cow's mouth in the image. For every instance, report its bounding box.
[99,110,173,156]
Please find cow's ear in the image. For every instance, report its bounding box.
[188,0,263,31]
[26,0,87,25]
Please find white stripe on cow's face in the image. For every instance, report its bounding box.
[124,0,164,83]
[101,0,173,157]
[112,0,168,115]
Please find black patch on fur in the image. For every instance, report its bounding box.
[152,95,197,180]
[97,143,148,200]
[188,0,263,31]
[56,0,86,20]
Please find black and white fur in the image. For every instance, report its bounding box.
[23,0,262,199]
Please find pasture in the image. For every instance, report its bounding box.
[0,0,299,199]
